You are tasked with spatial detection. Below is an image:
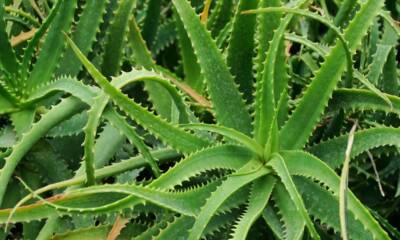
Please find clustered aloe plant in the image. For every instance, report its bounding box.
[0,0,399,239]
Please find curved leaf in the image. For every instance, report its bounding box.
[180,123,263,156]
[230,176,275,240]
[273,183,305,240]
[267,154,319,239]
[0,97,86,206]
[187,160,270,240]
[65,35,210,153]
[329,88,400,115]
[281,150,390,239]
[309,127,400,169]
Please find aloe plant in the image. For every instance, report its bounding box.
[0,0,399,239]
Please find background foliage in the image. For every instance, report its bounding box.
[0,0,399,239]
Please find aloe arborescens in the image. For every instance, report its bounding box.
[1,0,400,239]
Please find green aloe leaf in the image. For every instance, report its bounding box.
[101,0,137,77]
[57,0,108,76]
[226,0,259,102]
[267,154,319,239]
[172,0,252,135]
[272,183,305,240]
[0,97,86,206]
[230,176,276,240]
[187,160,270,240]
[141,0,162,49]
[174,10,203,92]
[27,0,77,90]
[65,34,210,153]
[0,0,19,78]
[310,127,400,169]
[279,0,384,150]
[281,150,390,239]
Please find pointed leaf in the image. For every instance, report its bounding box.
[172,0,252,135]
[267,155,319,239]
[65,35,210,153]
[187,160,270,240]
[280,0,384,149]
[281,150,390,239]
